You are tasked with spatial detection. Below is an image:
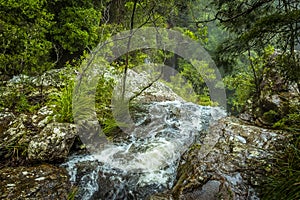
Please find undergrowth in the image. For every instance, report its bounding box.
[261,133,300,200]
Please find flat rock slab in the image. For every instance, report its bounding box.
[0,164,71,199]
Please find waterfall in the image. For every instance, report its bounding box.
[62,101,226,199]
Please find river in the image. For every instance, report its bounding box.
[62,101,226,199]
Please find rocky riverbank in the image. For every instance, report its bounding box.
[149,117,290,199]
[0,68,295,199]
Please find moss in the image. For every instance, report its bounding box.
[171,160,192,198]
[67,186,78,200]
[189,143,202,151]
[262,110,279,123]
[273,114,300,131]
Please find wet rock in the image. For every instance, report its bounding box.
[147,193,173,200]
[69,159,164,200]
[28,123,77,162]
[0,114,32,160]
[0,164,71,199]
[167,117,288,199]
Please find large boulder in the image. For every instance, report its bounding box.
[103,68,183,103]
[0,164,71,199]
[0,105,64,164]
[123,70,184,103]
[7,68,76,88]
[149,117,289,199]
[28,123,77,162]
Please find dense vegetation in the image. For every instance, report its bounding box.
[0,0,299,199]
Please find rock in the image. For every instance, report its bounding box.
[162,117,288,199]
[147,193,173,200]
[8,68,76,88]
[0,105,61,162]
[0,164,71,199]
[0,114,32,160]
[28,123,77,162]
[180,180,222,200]
[0,111,15,134]
[106,69,184,103]
[32,105,55,129]
[251,60,300,125]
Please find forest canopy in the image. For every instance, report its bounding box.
[0,0,299,105]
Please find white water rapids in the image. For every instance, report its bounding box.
[62,101,226,199]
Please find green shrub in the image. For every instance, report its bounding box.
[262,110,280,124]
[261,134,300,200]
[163,72,214,106]
[95,74,115,125]
[0,80,42,114]
[273,112,300,131]
[50,79,74,123]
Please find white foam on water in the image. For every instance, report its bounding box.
[62,101,226,199]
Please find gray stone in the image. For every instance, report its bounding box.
[0,111,15,134]
[182,180,221,200]
[105,69,184,103]
[0,164,71,199]
[28,123,77,162]
[168,117,288,200]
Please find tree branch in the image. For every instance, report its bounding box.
[122,0,138,101]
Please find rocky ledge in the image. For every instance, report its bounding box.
[0,164,71,199]
[150,116,289,200]
[0,67,294,199]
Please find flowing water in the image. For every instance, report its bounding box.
[62,101,226,200]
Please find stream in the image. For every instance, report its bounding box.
[62,101,226,199]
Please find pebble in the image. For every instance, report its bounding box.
[35,177,46,181]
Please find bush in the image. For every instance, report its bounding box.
[49,78,74,123]
[261,134,300,200]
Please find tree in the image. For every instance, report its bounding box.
[0,0,54,76]
[197,0,300,88]
[0,0,108,77]
[48,0,107,67]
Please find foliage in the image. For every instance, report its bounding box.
[5,143,28,160]
[164,72,214,106]
[273,108,300,131]
[95,72,115,125]
[208,0,300,87]
[0,0,54,76]
[0,0,108,77]
[67,186,78,200]
[224,72,255,112]
[223,46,275,113]
[0,80,41,114]
[261,134,300,200]
[51,6,102,53]
[49,77,74,123]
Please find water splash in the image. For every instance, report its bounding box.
[62,101,226,199]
